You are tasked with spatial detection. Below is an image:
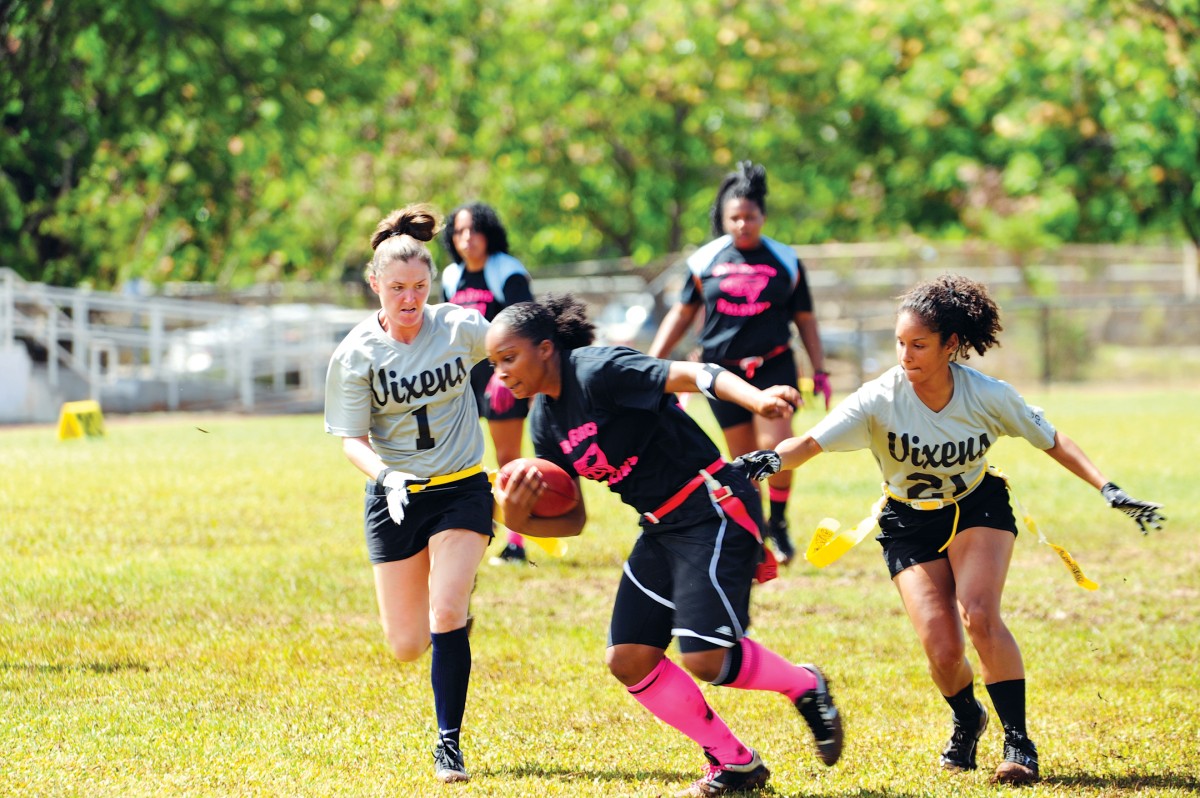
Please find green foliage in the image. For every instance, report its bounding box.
[1,392,1197,795]
[2,0,1198,288]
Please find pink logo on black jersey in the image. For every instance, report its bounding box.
[451,287,493,315]
[574,442,619,481]
[719,273,771,304]
[712,262,776,317]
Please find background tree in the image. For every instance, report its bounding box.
[2,0,1196,289]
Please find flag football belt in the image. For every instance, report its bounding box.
[720,343,791,379]
[803,465,1097,591]
[406,463,485,494]
[485,468,568,559]
[644,458,778,584]
[884,464,990,553]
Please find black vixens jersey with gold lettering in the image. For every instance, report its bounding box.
[324,304,490,477]
[528,346,722,516]
[679,234,814,362]
[809,363,1057,502]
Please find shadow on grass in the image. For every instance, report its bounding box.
[1047,772,1200,792]
[475,762,688,784]
[474,763,929,797]
[0,659,151,674]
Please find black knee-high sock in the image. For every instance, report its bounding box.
[431,626,471,744]
[769,499,788,523]
[985,679,1027,738]
[943,682,983,725]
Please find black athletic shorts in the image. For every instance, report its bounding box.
[609,465,765,654]
[469,360,529,422]
[875,472,1019,578]
[706,351,798,429]
[363,472,494,564]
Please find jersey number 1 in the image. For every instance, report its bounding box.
[413,406,435,450]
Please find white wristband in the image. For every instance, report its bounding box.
[696,364,727,400]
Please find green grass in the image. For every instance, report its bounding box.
[1,389,1197,796]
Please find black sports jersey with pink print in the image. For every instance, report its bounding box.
[679,234,814,362]
[528,346,722,515]
[441,252,533,321]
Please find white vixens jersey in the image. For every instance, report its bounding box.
[324,304,489,477]
[809,363,1057,503]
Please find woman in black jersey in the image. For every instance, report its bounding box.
[649,161,829,566]
[486,293,844,797]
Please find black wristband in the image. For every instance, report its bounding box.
[376,466,397,487]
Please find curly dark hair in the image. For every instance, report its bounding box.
[438,201,511,264]
[898,274,1002,360]
[710,161,768,237]
[493,292,595,352]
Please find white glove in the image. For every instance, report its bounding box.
[377,467,431,525]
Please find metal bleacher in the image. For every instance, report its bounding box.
[0,268,363,423]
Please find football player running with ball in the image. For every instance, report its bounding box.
[325,205,494,785]
[487,293,844,797]
[733,274,1166,785]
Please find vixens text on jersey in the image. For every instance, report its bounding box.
[887,431,992,469]
[369,358,469,406]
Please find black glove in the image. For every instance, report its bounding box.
[1101,482,1165,535]
[732,449,782,482]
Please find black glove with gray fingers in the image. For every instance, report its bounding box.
[732,449,783,482]
[1101,482,1166,535]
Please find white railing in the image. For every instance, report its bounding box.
[1,268,363,414]
[2,240,1196,419]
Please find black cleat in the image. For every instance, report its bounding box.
[765,518,795,564]
[674,749,770,796]
[991,730,1039,785]
[433,737,469,783]
[489,542,527,566]
[940,699,988,771]
[795,664,844,766]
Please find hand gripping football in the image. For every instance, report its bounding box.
[497,457,579,518]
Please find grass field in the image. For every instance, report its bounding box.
[1,388,1197,797]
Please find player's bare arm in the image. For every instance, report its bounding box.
[665,361,800,417]
[1040,431,1106,489]
[342,434,388,480]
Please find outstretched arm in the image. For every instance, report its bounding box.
[733,433,825,481]
[1041,431,1106,489]
[1043,431,1165,534]
[665,361,801,418]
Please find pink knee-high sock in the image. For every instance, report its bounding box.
[506,529,524,546]
[726,637,817,701]
[628,658,751,766]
